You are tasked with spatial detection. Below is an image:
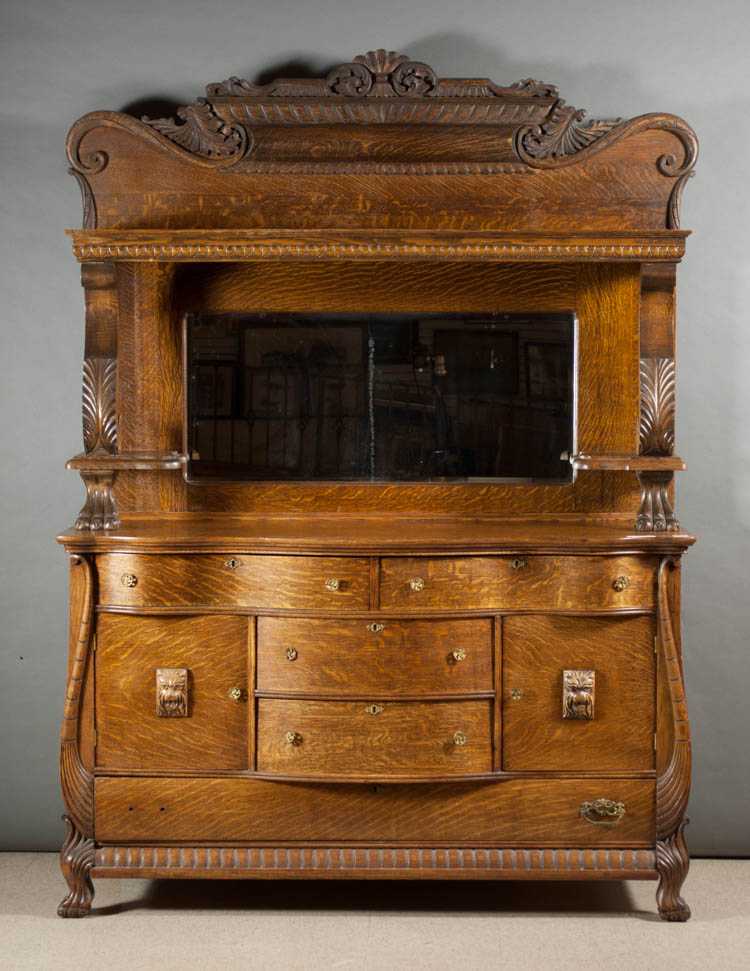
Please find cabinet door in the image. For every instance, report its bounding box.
[96,614,250,771]
[502,615,655,771]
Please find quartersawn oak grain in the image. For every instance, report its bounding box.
[502,614,655,771]
[58,53,697,919]
[256,617,493,695]
[256,698,493,778]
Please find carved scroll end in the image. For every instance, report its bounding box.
[75,471,120,531]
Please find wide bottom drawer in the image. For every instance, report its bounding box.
[95,777,654,846]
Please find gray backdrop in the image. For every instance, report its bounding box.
[1,0,748,853]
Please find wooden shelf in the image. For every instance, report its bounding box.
[66,229,689,264]
[571,454,686,472]
[66,451,186,472]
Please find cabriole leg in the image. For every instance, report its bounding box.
[57,815,95,918]
[655,819,691,922]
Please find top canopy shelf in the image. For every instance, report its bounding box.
[67,229,689,264]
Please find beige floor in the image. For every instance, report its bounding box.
[0,855,748,970]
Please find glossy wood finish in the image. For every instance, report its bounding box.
[58,54,696,919]
[502,615,656,771]
[97,553,371,609]
[95,614,250,770]
[94,776,654,845]
[256,617,493,695]
[380,555,656,611]
[256,699,492,778]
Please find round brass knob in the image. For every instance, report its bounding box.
[366,622,385,634]
[285,731,302,746]
[409,577,425,592]
[224,558,241,570]
[325,578,341,592]
[120,573,138,588]
[228,687,245,702]
[451,648,467,663]
[285,647,298,661]
[452,731,468,746]
[612,576,630,592]
[510,688,523,701]
[510,558,527,570]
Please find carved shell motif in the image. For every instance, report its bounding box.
[516,101,621,161]
[82,357,117,454]
[327,49,438,98]
[640,358,676,455]
[143,100,249,161]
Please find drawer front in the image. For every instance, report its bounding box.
[95,614,250,771]
[502,614,655,771]
[380,555,655,610]
[97,553,371,609]
[256,699,492,777]
[95,776,654,845]
[256,617,493,695]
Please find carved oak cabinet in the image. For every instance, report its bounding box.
[57,51,696,920]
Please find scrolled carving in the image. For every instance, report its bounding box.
[82,357,117,454]
[57,815,95,918]
[327,50,437,98]
[143,100,249,162]
[516,100,621,161]
[68,169,97,230]
[636,471,679,532]
[656,820,691,921]
[640,357,675,455]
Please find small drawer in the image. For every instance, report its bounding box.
[256,617,493,695]
[97,553,371,610]
[502,614,655,771]
[95,776,655,846]
[380,555,656,611]
[256,698,492,778]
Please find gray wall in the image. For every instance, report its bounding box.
[1,0,748,853]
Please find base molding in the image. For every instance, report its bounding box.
[93,844,657,880]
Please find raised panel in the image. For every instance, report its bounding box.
[502,614,655,771]
[256,699,492,778]
[380,555,656,611]
[94,776,655,845]
[95,614,250,770]
[97,553,371,609]
[256,617,493,695]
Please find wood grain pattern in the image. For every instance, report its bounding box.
[95,614,250,770]
[96,553,371,609]
[380,555,656,610]
[94,776,655,845]
[502,615,655,771]
[256,699,492,778]
[256,617,492,695]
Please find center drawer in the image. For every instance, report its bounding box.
[256,698,492,778]
[256,617,493,695]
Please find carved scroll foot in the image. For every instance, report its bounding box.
[58,816,95,918]
[636,471,679,532]
[75,471,119,531]
[656,820,691,922]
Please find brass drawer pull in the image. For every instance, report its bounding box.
[285,647,298,661]
[612,575,630,592]
[563,669,595,720]
[285,731,303,746]
[452,731,467,746]
[510,557,527,570]
[224,558,241,570]
[450,648,467,663]
[366,622,385,633]
[580,798,626,825]
[365,703,384,715]
[409,577,425,592]
[120,572,138,588]
[325,578,341,592]
[227,686,246,702]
